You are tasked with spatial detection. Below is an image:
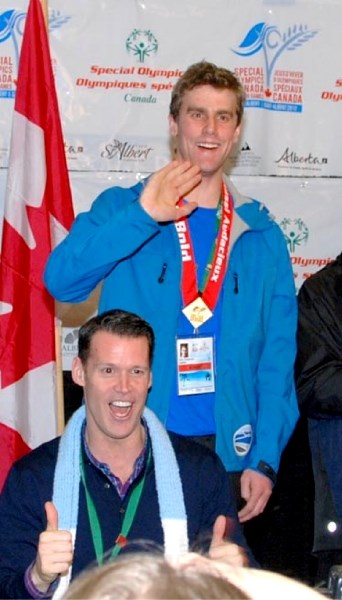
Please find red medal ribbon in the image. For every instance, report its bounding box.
[175,182,233,312]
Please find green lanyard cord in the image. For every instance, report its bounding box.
[80,448,151,564]
[201,197,222,291]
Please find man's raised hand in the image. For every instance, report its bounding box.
[140,160,201,222]
[31,501,73,592]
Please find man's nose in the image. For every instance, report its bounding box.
[203,115,216,134]
[114,371,130,392]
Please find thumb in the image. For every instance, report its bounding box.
[45,501,58,531]
[210,515,227,549]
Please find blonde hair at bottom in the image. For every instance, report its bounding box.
[63,551,249,600]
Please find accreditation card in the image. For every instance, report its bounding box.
[176,336,215,396]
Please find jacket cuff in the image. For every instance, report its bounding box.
[25,563,59,599]
[257,460,277,484]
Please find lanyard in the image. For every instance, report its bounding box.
[175,182,233,328]
[80,448,151,564]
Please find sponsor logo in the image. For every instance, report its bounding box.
[175,221,191,262]
[279,217,309,253]
[62,328,79,369]
[65,142,84,159]
[0,8,70,98]
[126,29,158,63]
[279,220,334,291]
[63,328,78,347]
[0,9,25,97]
[232,22,318,112]
[233,424,253,457]
[226,140,262,171]
[101,139,153,161]
[275,147,328,173]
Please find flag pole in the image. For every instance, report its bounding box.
[40,0,48,27]
[40,0,66,435]
[55,320,65,434]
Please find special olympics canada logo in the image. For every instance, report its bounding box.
[279,217,309,254]
[126,29,158,63]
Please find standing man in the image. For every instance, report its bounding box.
[44,61,298,522]
[0,309,252,599]
[296,254,342,586]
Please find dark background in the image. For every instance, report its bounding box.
[63,372,316,585]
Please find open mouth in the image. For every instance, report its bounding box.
[109,400,132,419]
[196,142,220,150]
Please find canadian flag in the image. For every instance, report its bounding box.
[0,0,74,490]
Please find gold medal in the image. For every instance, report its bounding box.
[182,296,213,328]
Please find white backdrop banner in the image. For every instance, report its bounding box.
[232,176,342,292]
[1,0,342,175]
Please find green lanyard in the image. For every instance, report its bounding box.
[201,198,222,290]
[80,448,151,564]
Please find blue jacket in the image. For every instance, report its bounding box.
[0,432,254,599]
[44,177,298,474]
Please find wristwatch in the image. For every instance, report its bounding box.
[257,460,277,484]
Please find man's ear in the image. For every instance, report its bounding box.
[169,114,178,137]
[71,356,85,387]
[233,123,242,145]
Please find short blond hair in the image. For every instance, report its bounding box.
[64,552,249,599]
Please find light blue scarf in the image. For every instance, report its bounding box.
[52,405,188,598]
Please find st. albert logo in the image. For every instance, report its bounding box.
[126,29,158,63]
[279,217,309,253]
[101,138,153,161]
[232,22,318,112]
[0,8,70,98]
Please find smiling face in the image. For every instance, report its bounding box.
[72,331,152,455]
[169,85,241,180]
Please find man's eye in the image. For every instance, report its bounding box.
[131,368,145,376]
[100,367,113,375]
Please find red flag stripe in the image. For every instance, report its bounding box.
[0,0,74,490]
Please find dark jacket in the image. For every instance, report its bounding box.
[295,252,342,418]
[0,433,254,599]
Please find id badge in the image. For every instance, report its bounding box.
[176,336,215,396]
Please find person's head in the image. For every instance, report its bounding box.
[64,550,324,600]
[170,61,245,125]
[169,62,245,178]
[72,309,154,449]
[64,552,249,600]
[77,309,155,366]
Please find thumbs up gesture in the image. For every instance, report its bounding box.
[31,502,73,593]
[209,515,247,567]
